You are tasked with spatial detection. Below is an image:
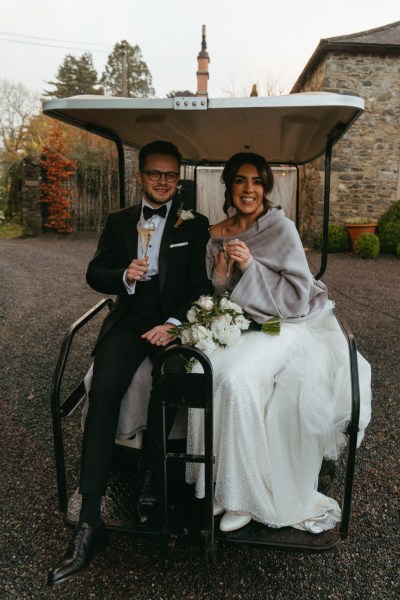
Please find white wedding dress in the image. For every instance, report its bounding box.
[186,301,371,533]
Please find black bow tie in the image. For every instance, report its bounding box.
[143,204,167,220]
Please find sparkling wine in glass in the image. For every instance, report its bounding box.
[222,238,234,296]
[137,220,156,281]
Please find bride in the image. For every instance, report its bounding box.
[186,152,372,533]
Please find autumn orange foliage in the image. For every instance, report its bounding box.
[40,123,77,233]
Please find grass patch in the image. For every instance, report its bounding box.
[0,221,24,239]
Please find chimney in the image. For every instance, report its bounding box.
[250,83,258,97]
[196,25,210,96]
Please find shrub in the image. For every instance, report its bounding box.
[354,233,380,258]
[345,216,378,225]
[397,242,400,257]
[315,224,349,253]
[379,222,400,254]
[378,199,400,230]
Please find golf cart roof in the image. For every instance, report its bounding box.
[42,92,364,165]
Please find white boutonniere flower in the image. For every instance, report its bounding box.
[174,205,195,228]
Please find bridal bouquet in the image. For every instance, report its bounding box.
[170,295,280,359]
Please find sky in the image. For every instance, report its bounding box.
[1,0,399,99]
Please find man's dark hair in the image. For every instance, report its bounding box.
[139,140,182,171]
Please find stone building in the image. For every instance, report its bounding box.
[291,21,400,244]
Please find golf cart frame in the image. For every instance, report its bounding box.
[44,92,363,559]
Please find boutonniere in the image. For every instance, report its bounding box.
[174,205,195,228]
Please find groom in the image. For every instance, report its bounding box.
[48,140,212,585]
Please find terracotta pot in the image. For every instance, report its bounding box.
[345,223,377,252]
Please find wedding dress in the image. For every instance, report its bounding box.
[186,209,372,533]
[186,302,371,532]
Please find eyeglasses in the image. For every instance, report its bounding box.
[141,170,179,183]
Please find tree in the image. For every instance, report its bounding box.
[0,79,39,159]
[40,123,77,233]
[166,90,195,98]
[0,79,40,217]
[44,52,102,98]
[101,40,154,97]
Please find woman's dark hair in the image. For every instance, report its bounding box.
[222,152,274,215]
[139,140,182,170]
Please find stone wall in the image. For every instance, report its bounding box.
[296,52,400,244]
[22,155,43,236]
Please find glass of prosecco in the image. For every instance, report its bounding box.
[222,238,235,296]
[136,220,156,281]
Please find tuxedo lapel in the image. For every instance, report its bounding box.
[159,202,179,291]
[124,204,142,260]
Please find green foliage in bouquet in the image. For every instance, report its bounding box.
[354,233,380,259]
[379,222,400,254]
[315,224,349,253]
[261,317,281,335]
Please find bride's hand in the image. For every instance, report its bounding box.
[213,251,229,275]
[226,240,252,270]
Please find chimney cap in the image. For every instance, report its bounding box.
[197,24,210,60]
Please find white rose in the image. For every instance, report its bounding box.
[211,314,234,345]
[196,335,218,356]
[235,314,251,330]
[190,324,210,343]
[180,209,195,220]
[179,328,193,345]
[219,297,243,314]
[223,325,242,346]
[187,306,199,323]
[197,295,215,311]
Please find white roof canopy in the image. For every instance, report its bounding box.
[42,93,364,165]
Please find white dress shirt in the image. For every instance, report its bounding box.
[123,199,180,327]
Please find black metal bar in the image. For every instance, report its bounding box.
[194,165,198,211]
[294,164,300,231]
[115,137,126,209]
[152,344,214,561]
[315,137,333,280]
[50,298,113,513]
[166,453,211,463]
[332,308,361,538]
[60,380,86,417]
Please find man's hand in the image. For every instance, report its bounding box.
[125,257,149,284]
[141,323,177,346]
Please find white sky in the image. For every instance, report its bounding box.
[1,0,399,99]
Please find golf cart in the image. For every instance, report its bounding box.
[43,92,364,561]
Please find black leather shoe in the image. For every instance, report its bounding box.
[47,521,108,586]
[137,467,156,505]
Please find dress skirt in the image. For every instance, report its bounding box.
[186,302,372,533]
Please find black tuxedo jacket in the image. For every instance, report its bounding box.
[86,201,212,351]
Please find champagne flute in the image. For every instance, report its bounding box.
[222,238,234,296]
[136,220,156,281]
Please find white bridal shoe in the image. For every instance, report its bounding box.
[213,498,225,516]
[220,512,252,532]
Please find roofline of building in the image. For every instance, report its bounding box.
[291,24,400,93]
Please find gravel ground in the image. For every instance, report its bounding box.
[0,233,399,600]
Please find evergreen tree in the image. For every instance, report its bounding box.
[44,52,102,98]
[101,40,154,97]
[166,90,195,98]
